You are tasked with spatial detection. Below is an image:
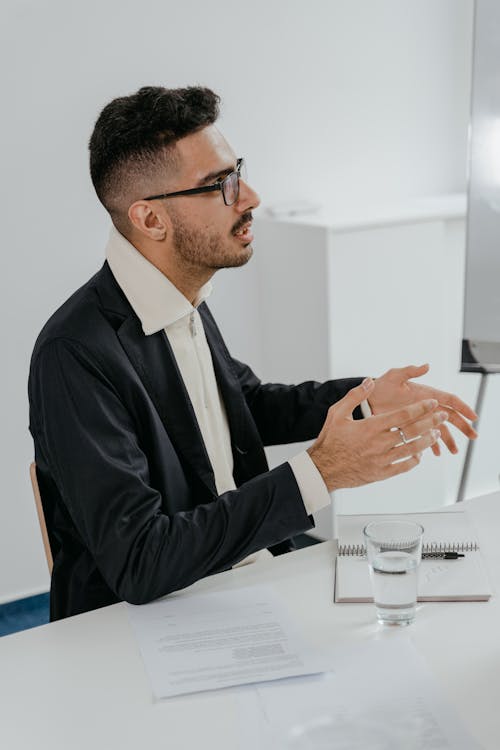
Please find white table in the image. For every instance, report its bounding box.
[1,492,499,750]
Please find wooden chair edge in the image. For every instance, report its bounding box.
[29,462,54,575]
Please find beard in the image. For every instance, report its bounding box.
[169,211,254,271]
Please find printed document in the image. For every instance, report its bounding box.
[126,584,322,699]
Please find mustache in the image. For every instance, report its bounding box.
[231,212,253,234]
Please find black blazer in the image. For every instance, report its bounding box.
[28,262,362,620]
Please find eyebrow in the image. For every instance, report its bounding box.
[196,163,236,186]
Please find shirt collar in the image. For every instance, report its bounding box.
[105,225,212,335]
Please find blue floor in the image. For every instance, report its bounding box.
[0,592,50,637]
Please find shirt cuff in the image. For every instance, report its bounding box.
[360,399,372,418]
[288,451,331,516]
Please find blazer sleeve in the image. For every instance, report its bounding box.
[29,338,314,605]
[230,357,365,446]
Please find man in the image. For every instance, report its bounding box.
[28,86,477,621]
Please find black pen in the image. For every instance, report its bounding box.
[422,552,465,560]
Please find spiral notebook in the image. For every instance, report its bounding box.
[334,511,492,603]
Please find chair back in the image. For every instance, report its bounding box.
[29,462,54,575]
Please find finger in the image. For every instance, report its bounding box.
[381,454,421,480]
[381,429,440,466]
[435,423,458,454]
[380,410,448,451]
[399,363,430,381]
[431,441,441,457]
[334,378,375,417]
[436,393,478,422]
[397,410,449,441]
[437,405,478,439]
[375,398,438,432]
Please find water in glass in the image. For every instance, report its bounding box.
[369,550,418,625]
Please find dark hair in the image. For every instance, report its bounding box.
[89,85,220,218]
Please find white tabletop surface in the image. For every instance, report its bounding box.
[1,491,499,750]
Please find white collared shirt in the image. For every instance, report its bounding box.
[106,227,331,564]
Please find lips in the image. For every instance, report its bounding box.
[231,212,253,239]
[233,221,252,237]
[232,222,254,244]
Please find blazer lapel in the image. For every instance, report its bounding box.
[116,314,218,499]
[200,305,260,456]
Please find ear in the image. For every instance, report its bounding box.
[128,201,168,241]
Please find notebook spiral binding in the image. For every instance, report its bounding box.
[338,541,479,556]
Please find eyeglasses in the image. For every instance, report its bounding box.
[143,158,246,206]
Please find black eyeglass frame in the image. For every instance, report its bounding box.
[143,158,245,206]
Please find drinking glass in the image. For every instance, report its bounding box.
[363,521,424,626]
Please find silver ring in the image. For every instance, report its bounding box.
[396,427,408,445]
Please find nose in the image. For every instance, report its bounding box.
[236,177,261,212]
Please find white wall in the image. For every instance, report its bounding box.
[251,206,500,541]
[1,0,474,602]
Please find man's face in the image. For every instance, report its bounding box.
[158,125,261,271]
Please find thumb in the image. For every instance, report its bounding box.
[335,378,374,417]
[401,363,429,380]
